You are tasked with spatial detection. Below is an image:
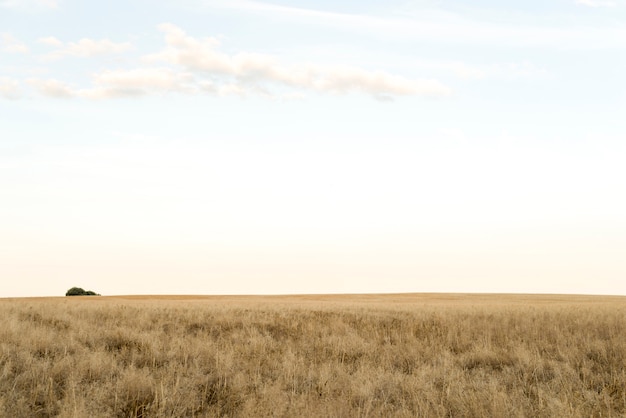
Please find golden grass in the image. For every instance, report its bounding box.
[1,293,625,417]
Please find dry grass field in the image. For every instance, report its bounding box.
[1,293,625,417]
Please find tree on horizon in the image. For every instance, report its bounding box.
[65,287,100,296]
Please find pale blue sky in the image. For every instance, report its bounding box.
[1,0,625,297]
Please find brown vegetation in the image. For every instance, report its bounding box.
[1,293,625,417]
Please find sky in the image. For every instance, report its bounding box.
[1,0,625,297]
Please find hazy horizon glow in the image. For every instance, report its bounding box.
[1,0,625,297]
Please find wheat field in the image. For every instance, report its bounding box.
[1,293,625,417]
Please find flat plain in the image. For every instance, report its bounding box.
[1,293,625,417]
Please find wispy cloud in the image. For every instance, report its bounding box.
[0,0,57,11]
[202,0,626,49]
[1,33,30,54]
[0,77,22,99]
[207,0,383,29]
[40,38,132,60]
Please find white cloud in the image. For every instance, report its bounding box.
[575,0,616,7]
[312,65,449,99]
[1,33,30,54]
[22,24,451,101]
[37,36,63,47]
[27,78,74,97]
[144,23,230,73]
[79,68,195,98]
[24,69,195,99]
[147,23,451,99]
[42,38,132,60]
[0,77,21,99]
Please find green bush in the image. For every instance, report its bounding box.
[65,287,100,296]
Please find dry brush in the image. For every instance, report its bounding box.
[0,294,625,417]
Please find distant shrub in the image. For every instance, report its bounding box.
[66,287,100,296]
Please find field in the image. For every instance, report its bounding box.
[1,293,625,417]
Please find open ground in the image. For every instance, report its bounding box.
[1,293,625,417]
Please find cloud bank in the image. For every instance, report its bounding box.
[142,23,452,100]
[2,23,451,101]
